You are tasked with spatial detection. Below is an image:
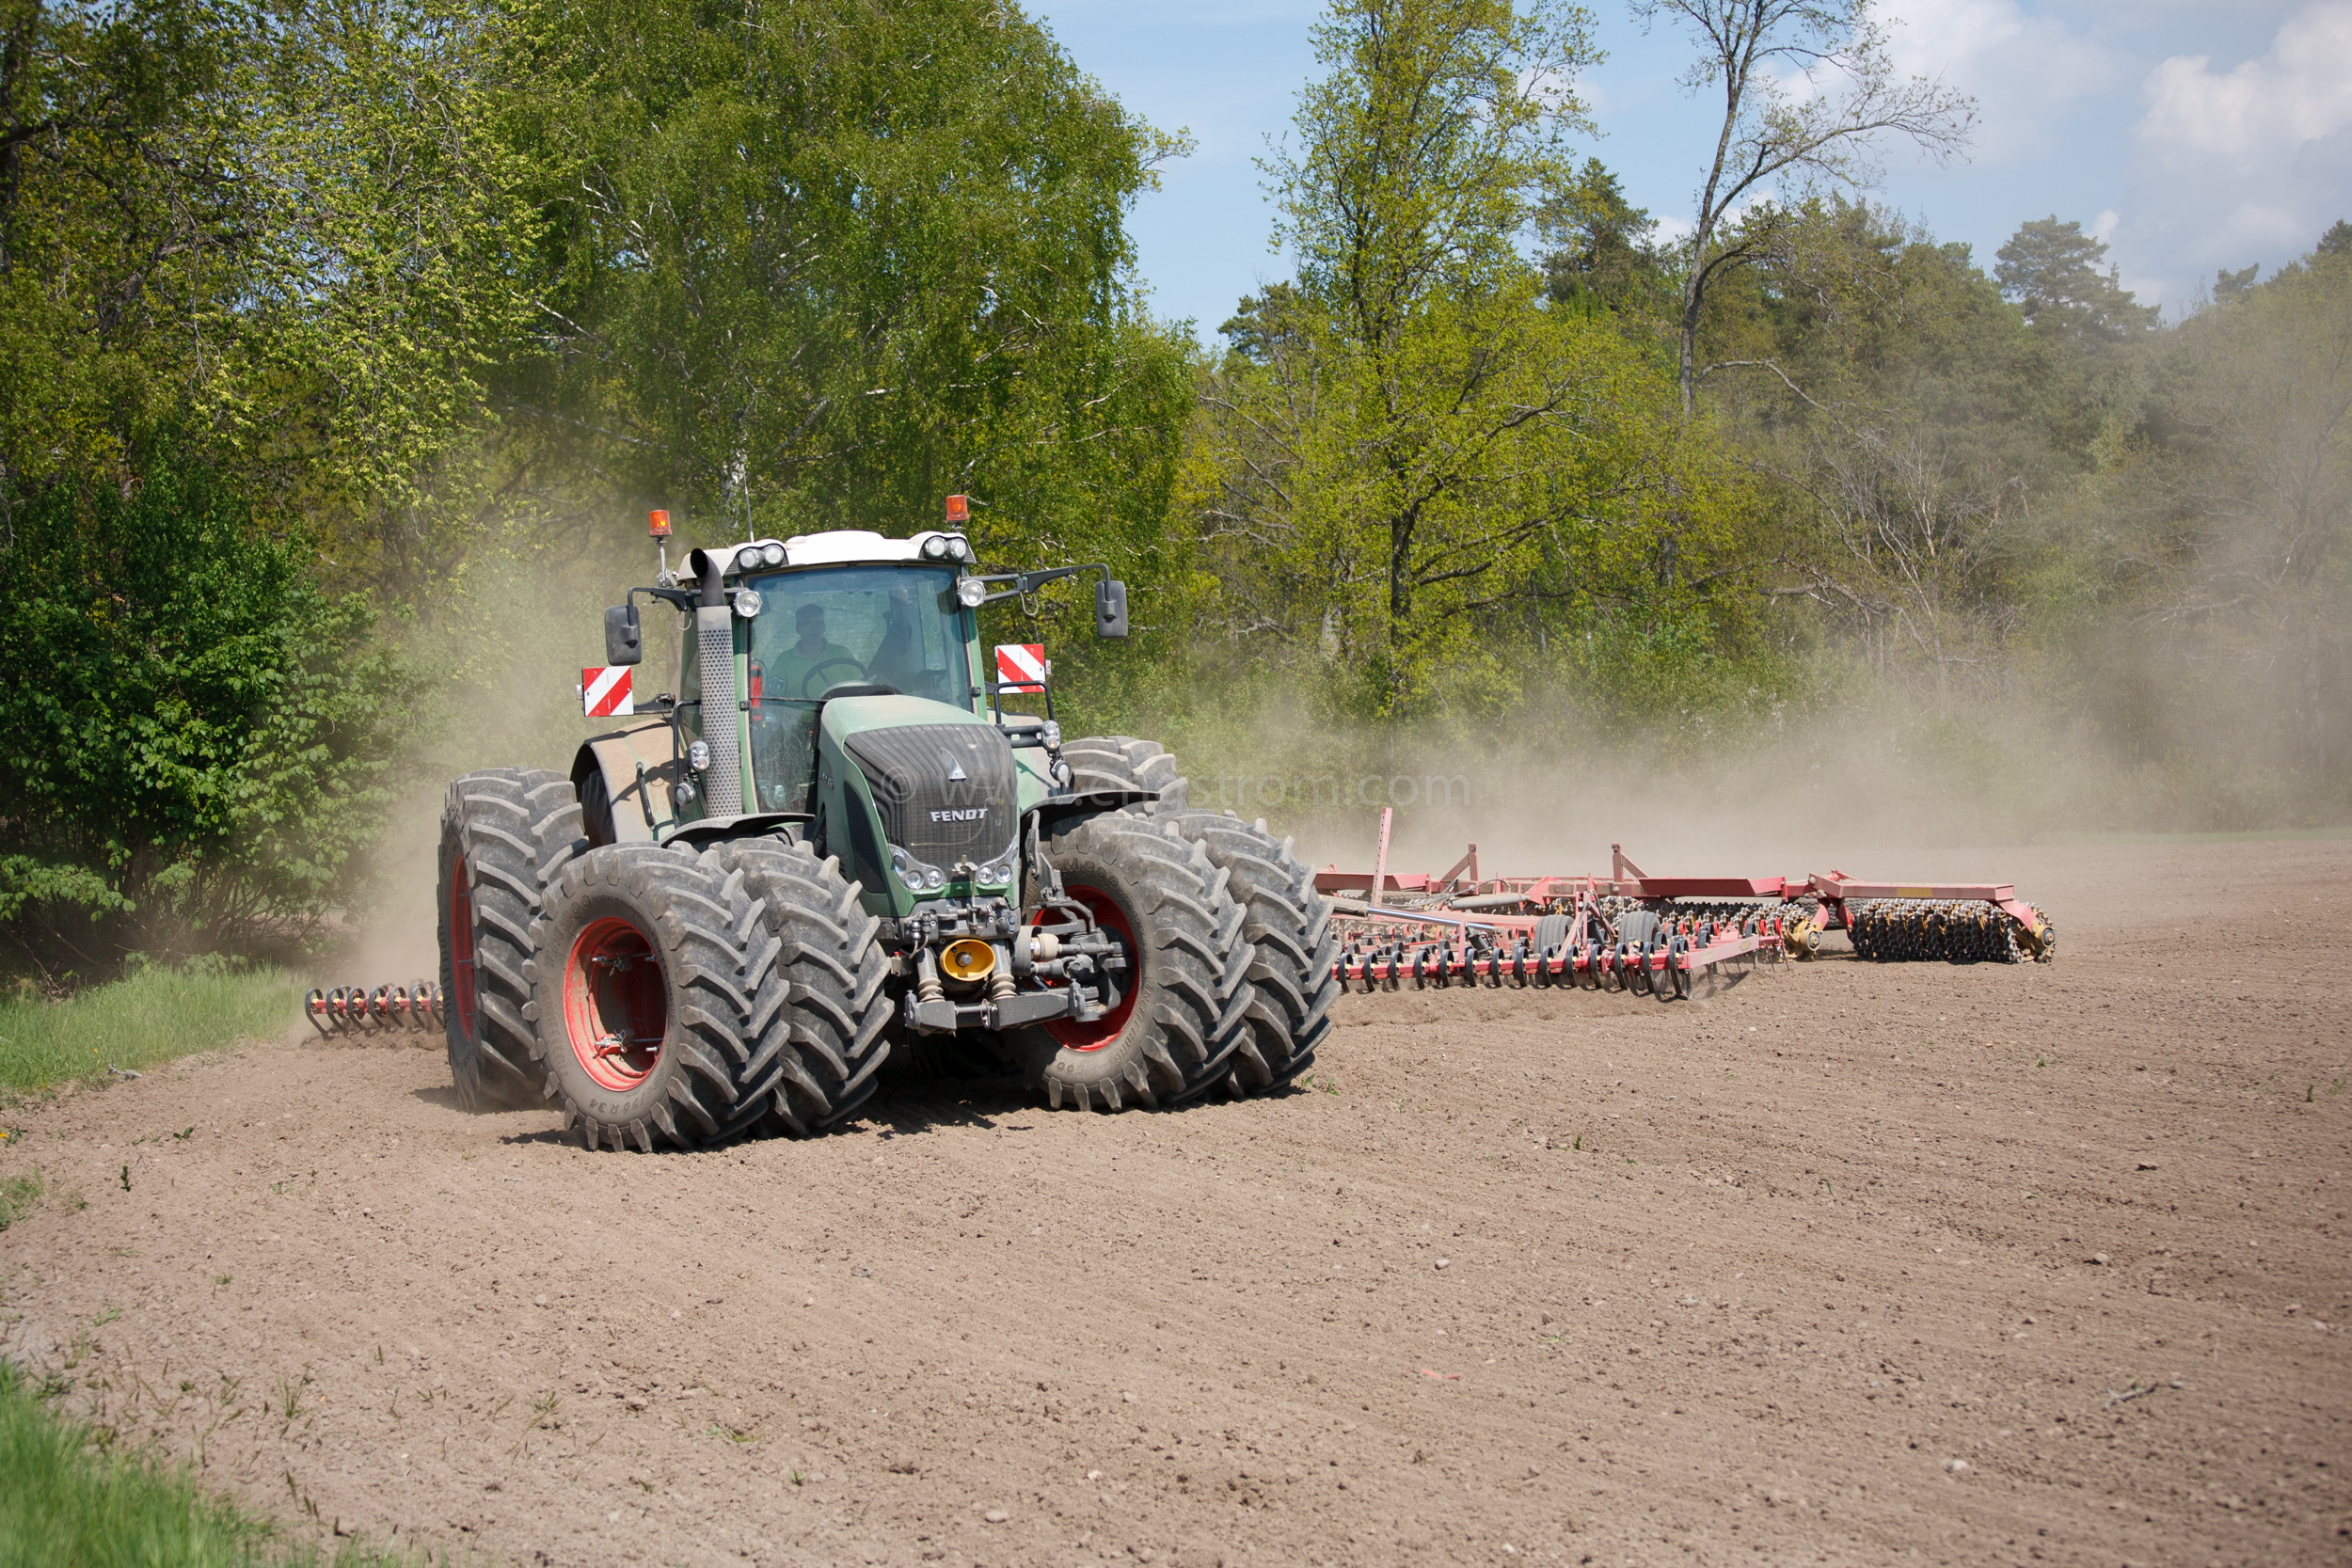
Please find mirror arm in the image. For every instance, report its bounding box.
[635,584,696,613]
[966,562,1112,606]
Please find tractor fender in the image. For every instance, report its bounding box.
[1024,788,1161,832]
[571,715,676,846]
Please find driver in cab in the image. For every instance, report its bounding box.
[774,603,858,699]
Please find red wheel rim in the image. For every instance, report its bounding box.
[448,861,480,1040]
[1041,883,1138,1052]
[562,916,668,1091]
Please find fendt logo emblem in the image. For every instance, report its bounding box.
[930,808,988,823]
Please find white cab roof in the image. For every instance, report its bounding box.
[693,530,964,572]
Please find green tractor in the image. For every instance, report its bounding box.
[435,502,1337,1150]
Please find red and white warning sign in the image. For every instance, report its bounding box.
[581,665,634,719]
[994,642,1047,693]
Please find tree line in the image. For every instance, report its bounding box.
[0,0,2343,978]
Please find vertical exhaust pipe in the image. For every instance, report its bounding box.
[688,548,745,816]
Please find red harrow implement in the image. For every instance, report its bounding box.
[305,982,445,1037]
[1318,810,2053,1002]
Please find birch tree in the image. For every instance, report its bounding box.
[1635,0,1973,414]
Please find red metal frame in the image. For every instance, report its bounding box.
[1316,833,2052,993]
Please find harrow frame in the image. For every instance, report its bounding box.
[305,981,445,1037]
[1315,812,2053,1003]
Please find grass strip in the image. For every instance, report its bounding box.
[0,1361,411,1566]
[0,967,295,1101]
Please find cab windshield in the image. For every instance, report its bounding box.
[745,563,971,705]
[698,562,972,816]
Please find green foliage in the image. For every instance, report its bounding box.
[1538,158,1672,322]
[0,1359,412,1566]
[502,0,1192,569]
[0,449,413,970]
[1994,216,2162,344]
[1635,0,1975,411]
[0,0,547,584]
[1187,0,1781,727]
[0,962,294,1098]
[1692,198,2097,685]
[0,1169,42,1232]
[1270,0,1596,327]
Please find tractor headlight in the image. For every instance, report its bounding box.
[924,867,945,890]
[955,577,987,608]
[899,866,924,892]
[977,861,1012,886]
[761,542,785,566]
[1041,719,1061,749]
[946,535,971,562]
[921,535,948,560]
[687,739,710,772]
[734,589,762,618]
[735,546,764,574]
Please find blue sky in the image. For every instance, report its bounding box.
[1029,0,2352,341]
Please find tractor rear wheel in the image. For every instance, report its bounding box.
[1164,812,1338,1094]
[1058,736,1187,813]
[525,843,757,1151]
[437,768,586,1111]
[702,840,893,1136]
[1008,810,1248,1112]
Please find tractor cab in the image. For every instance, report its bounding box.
[570,504,1126,923]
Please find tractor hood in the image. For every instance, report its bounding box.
[820,695,1019,882]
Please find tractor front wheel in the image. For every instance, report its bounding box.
[1163,812,1338,1095]
[1008,811,1248,1112]
[703,840,893,1136]
[526,844,755,1151]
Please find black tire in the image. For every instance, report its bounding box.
[1007,810,1248,1112]
[1532,912,1569,984]
[702,840,893,1135]
[524,843,759,1151]
[1164,812,1339,1094]
[437,768,586,1111]
[1058,735,1187,813]
[579,766,618,849]
[1533,913,1569,952]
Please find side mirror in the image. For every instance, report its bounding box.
[1094,578,1129,640]
[603,604,643,666]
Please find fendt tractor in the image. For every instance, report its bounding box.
[435,500,1338,1150]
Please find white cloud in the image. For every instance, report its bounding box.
[1882,0,2121,165]
[2115,2,2352,304]
[2136,4,2352,160]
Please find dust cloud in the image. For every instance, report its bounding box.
[1168,673,2347,895]
[332,527,676,987]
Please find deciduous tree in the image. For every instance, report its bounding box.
[1635,0,1973,415]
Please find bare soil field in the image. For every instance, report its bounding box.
[3,839,2348,1568]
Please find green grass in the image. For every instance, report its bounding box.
[0,1362,413,1567]
[0,967,295,1100]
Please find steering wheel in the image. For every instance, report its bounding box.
[799,657,866,699]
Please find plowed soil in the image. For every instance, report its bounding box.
[3,839,2348,1568]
